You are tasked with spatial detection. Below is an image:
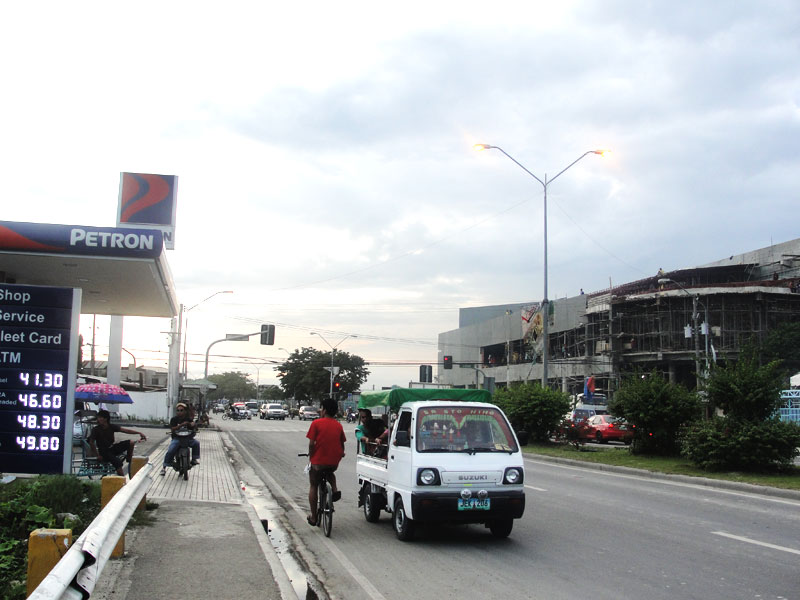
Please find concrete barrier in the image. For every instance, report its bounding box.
[26,529,73,597]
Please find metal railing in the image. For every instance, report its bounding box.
[29,462,155,600]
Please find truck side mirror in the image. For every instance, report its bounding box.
[394,430,410,447]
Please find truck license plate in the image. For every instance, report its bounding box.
[457,498,490,511]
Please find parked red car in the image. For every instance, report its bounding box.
[580,414,634,444]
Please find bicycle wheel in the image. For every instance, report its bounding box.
[320,482,333,537]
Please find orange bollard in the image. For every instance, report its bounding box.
[130,456,148,510]
[27,529,72,596]
[101,475,126,557]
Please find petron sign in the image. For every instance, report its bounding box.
[0,283,80,474]
[0,221,163,259]
[118,173,178,250]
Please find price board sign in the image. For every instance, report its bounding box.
[0,284,80,474]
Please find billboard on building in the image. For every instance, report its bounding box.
[117,173,178,249]
[522,303,544,360]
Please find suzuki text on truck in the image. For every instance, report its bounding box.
[356,388,525,541]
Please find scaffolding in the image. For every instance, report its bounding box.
[440,240,800,396]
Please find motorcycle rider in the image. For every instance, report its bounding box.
[160,403,200,476]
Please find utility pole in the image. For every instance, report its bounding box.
[693,295,701,392]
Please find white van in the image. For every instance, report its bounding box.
[259,403,286,420]
[356,388,525,541]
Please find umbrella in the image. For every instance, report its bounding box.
[75,383,134,404]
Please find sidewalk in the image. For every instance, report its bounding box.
[92,429,294,600]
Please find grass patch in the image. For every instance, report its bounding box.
[523,442,800,491]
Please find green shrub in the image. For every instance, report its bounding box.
[494,383,571,442]
[554,418,588,449]
[610,370,701,455]
[681,418,800,471]
[0,476,101,600]
[706,350,784,422]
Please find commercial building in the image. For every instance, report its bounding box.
[437,238,800,398]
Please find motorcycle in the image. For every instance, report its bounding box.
[345,411,357,424]
[222,410,248,421]
[169,426,196,480]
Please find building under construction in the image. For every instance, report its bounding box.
[437,238,800,398]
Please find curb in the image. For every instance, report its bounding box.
[523,452,800,501]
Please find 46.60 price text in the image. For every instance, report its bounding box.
[18,393,62,409]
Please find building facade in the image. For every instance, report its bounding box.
[437,239,800,398]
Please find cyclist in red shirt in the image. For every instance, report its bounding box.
[305,398,346,526]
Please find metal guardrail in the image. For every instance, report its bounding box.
[29,462,155,600]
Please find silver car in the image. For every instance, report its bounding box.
[298,406,319,421]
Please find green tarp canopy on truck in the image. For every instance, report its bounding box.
[358,388,493,412]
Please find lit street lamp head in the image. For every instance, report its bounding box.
[473,143,496,151]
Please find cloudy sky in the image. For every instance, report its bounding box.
[2,1,798,391]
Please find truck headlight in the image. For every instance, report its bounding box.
[503,467,523,485]
[417,468,441,486]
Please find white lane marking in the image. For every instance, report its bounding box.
[525,485,547,492]
[712,531,800,556]
[232,434,388,600]
[524,457,800,507]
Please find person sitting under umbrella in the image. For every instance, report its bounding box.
[87,409,147,476]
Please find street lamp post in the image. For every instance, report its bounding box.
[658,278,709,389]
[182,290,233,378]
[475,144,608,388]
[244,358,280,401]
[311,332,357,398]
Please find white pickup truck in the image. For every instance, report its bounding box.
[356,388,525,541]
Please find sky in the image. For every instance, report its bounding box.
[2,1,799,392]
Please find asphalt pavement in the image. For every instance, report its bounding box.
[89,424,800,600]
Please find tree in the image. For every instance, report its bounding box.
[205,371,256,402]
[258,384,284,400]
[760,322,800,380]
[681,349,800,471]
[610,370,701,455]
[493,382,570,443]
[276,348,369,403]
[706,349,784,422]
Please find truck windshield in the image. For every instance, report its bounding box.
[415,406,518,453]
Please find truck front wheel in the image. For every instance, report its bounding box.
[393,497,415,541]
[488,518,513,538]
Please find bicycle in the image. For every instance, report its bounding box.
[298,453,334,537]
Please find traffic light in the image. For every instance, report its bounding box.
[443,355,453,370]
[419,364,433,382]
[333,380,341,391]
[260,324,275,345]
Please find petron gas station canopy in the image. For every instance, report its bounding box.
[0,220,178,475]
[0,175,183,475]
[0,221,178,318]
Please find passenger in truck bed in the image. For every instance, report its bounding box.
[360,415,389,457]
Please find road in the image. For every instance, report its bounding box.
[218,416,800,600]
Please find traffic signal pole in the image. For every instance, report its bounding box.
[204,327,275,378]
